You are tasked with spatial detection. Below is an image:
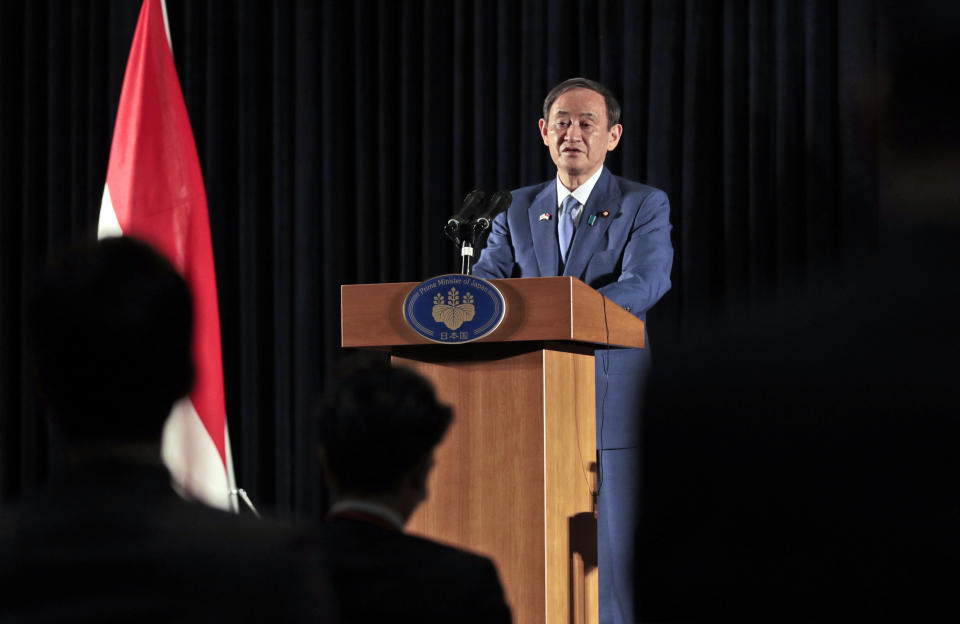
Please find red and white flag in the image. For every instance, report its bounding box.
[99,0,236,510]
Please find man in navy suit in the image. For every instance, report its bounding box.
[319,358,512,624]
[2,237,337,622]
[473,77,673,624]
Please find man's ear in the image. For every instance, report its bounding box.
[606,123,623,151]
[539,118,550,146]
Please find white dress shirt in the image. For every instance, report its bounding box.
[554,165,605,227]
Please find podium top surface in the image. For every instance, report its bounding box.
[341,276,644,350]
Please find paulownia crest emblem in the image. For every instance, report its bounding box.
[432,287,475,330]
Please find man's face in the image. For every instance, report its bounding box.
[539,87,622,181]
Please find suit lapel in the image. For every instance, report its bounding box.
[563,169,620,279]
[528,184,560,277]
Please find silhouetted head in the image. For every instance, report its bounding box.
[27,236,194,446]
[319,357,452,503]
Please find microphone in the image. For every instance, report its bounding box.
[445,189,486,244]
[474,190,512,234]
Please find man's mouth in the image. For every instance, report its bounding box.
[561,146,583,154]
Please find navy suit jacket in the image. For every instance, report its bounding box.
[473,168,673,447]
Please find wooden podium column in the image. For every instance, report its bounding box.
[397,346,598,624]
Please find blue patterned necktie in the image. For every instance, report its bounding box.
[559,194,579,265]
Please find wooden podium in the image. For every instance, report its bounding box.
[341,277,645,624]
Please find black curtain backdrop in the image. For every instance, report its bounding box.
[1,0,889,517]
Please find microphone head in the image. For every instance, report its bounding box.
[446,189,485,246]
[460,189,486,219]
[484,190,513,218]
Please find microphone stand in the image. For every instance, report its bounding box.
[445,218,475,275]
[444,189,505,275]
[460,240,474,275]
[463,217,493,275]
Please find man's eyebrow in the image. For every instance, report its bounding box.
[554,110,599,119]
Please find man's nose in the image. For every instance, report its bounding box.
[565,123,582,142]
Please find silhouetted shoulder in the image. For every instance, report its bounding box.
[323,517,511,624]
[0,461,338,623]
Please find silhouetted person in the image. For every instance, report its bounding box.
[635,227,960,620]
[633,3,960,617]
[319,359,512,624]
[0,237,337,622]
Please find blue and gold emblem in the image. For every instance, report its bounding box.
[403,274,506,344]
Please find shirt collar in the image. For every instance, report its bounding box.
[555,165,604,209]
[329,499,405,530]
